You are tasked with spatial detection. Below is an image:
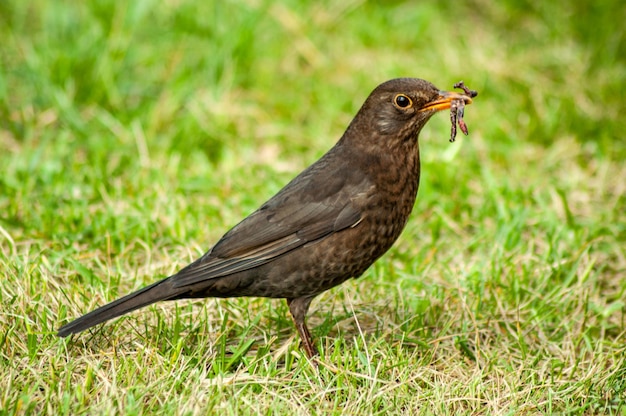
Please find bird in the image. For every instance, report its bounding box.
[57,78,474,359]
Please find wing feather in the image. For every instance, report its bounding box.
[171,149,371,288]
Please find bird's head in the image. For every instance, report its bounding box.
[346,78,473,147]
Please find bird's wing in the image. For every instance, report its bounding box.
[171,153,371,288]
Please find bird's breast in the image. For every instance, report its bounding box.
[345,146,421,271]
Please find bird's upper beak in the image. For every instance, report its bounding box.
[419,91,473,113]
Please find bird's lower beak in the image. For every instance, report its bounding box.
[419,91,473,113]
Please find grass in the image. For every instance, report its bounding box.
[1,0,625,414]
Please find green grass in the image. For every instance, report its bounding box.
[1,0,625,414]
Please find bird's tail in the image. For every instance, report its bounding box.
[57,277,182,337]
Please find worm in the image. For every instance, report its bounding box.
[449,81,477,142]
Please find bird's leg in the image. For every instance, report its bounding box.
[286,297,318,358]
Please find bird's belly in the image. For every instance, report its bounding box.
[235,212,408,299]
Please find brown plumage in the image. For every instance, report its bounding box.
[57,78,474,358]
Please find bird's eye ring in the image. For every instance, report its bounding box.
[394,94,412,109]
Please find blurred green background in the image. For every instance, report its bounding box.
[1,0,624,249]
[1,0,625,414]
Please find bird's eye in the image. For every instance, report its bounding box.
[394,94,412,109]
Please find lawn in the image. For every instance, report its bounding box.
[1,0,625,414]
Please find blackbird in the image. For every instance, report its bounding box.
[57,78,474,358]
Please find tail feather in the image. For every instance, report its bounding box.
[57,278,181,337]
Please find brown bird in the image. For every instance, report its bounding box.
[57,78,474,358]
